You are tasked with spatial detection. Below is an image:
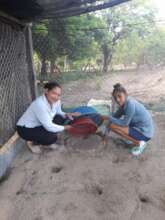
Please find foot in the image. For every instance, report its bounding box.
[96,124,110,137]
[130,141,147,156]
[56,133,66,145]
[27,141,42,154]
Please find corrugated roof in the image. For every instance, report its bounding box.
[0,0,131,21]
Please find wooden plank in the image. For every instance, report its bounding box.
[0,133,19,155]
[0,133,24,179]
[25,24,37,100]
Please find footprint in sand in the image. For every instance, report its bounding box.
[51,165,63,173]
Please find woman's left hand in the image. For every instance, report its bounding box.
[65,112,81,120]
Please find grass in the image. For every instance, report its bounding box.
[143,98,165,113]
[36,70,103,96]
[37,70,98,85]
[95,75,102,90]
[146,102,165,112]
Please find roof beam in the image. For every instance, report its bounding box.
[41,0,102,11]
[41,0,131,19]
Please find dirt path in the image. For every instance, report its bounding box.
[62,69,165,107]
[0,70,165,220]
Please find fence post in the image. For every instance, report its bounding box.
[25,24,37,99]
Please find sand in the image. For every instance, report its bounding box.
[0,69,165,220]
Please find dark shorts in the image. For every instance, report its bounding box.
[129,127,150,142]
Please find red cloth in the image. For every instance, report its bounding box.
[68,117,97,137]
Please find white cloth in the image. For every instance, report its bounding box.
[17,94,65,133]
[87,98,111,108]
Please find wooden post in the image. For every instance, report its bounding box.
[25,24,37,99]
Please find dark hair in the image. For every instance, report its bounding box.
[112,83,127,97]
[44,81,61,91]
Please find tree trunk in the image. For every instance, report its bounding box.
[50,60,54,74]
[102,50,113,73]
[64,55,70,72]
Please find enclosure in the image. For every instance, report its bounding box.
[0,0,165,220]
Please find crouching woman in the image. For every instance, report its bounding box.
[108,83,154,156]
[17,82,77,153]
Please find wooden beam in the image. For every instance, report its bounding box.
[41,0,101,10]
[0,132,25,180]
[41,0,82,11]
[0,133,19,155]
[41,0,131,19]
[0,10,27,26]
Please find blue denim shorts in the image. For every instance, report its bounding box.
[129,127,150,142]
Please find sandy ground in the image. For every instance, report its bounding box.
[0,69,165,220]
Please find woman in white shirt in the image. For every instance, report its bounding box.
[17,82,78,153]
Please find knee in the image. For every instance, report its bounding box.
[109,123,118,130]
[53,115,65,125]
[42,133,57,145]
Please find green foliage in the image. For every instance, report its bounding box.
[113,31,145,66]
[92,0,156,72]
[33,15,101,72]
[66,16,100,61]
[36,70,96,84]
[113,26,165,69]
[142,28,165,67]
[32,0,165,77]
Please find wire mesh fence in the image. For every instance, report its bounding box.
[0,16,34,145]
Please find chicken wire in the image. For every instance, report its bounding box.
[0,16,35,145]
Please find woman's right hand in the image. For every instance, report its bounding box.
[64,125,72,131]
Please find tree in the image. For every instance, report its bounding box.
[32,15,100,74]
[93,0,156,73]
[140,28,165,69]
[113,31,145,67]
[32,0,158,75]
[64,15,100,68]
